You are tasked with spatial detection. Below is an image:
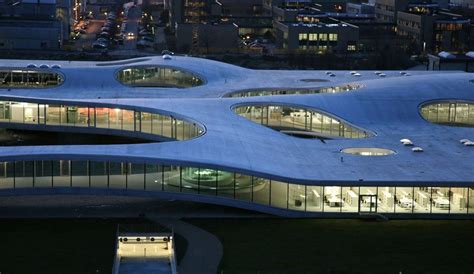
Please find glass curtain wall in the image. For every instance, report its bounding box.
[234,105,370,138]
[421,101,474,126]
[0,159,473,216]
[0,70,63,88]
[116,67,203,88]
[0,100,203,141]
[226,84,363,98]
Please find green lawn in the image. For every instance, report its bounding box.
[0,219,146,274]
[188,218,474,274]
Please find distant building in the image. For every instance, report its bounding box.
[165,0,221,29]
[0,0,80,49]
[176,22,239,52]
[274,19,359,53]
[450,0,474,8]
[397,7,471,53]
[427,52,474,71]
[0,20,62,49]
[346,2,375,14]
[374,0,410,23]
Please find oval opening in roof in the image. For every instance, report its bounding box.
[341,148,395,156]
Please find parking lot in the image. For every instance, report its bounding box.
[70,4,163,55]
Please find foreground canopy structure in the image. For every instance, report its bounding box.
[1,56,474,218]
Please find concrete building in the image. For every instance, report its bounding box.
[346,2,375,14]
[428,52,474,71]
[274,18,359,53]
[0,20,62,49]
[1,56,474,218]
[165,0,221,29]
[397,8,471,53]
[175,22,239,52]
[374,0,410,23]
[450,0,474,8]
[0,0,78,49]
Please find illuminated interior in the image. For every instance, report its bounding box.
[0,69,63,88]
[234,104,371,139]
[116,66,204,88]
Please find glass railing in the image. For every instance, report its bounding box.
[116,66,204,88]
[233,104,371,139]
[1,159,473,215]
[224,84,363,97]
[420,101,474,127]
[0,69,63,88]
[0,100,204,141]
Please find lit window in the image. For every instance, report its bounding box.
[298,33,308,41]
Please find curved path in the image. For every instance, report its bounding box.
[151,217,223,274]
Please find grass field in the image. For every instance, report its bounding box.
[188,218,474,274]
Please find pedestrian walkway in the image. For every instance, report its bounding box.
[150,218,223,274]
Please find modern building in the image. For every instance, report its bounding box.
[0,0,81,49]
[346,2,375,15]
[397,8,471,53]
[175,22,239,52]
[374,0,410,23]
[450,0,474,9]
[274,18,359,53]
[1,56,474,218]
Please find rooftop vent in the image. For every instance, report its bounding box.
[464,141,474,146]
[26,64,37,68]
[162,54,172,60]
[39,64,49,69]
[412,147,423,152]
[400,138,413,146]
[51,64,61,69]
[374,71,382,75]
[379,73,387,77]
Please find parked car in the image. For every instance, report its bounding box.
[136,39,152,48]
[161,50,175,55]
[96,38,109,44]
[92,42,108,49]
[98,32,111,38]
[141,36,154,42]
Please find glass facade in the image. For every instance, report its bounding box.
[225,84,363,98]
[234,104,371,138]
[0,69,63,88]
[116,66,204,88]
[1,159,473,216]
[0,100,204,141]
[420,101,474,127]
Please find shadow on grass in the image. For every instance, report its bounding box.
[188,218,474,274]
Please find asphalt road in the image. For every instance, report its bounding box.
[74,20,104,50]
[123,6,141,50]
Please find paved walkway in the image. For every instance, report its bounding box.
[150,218,223,274]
